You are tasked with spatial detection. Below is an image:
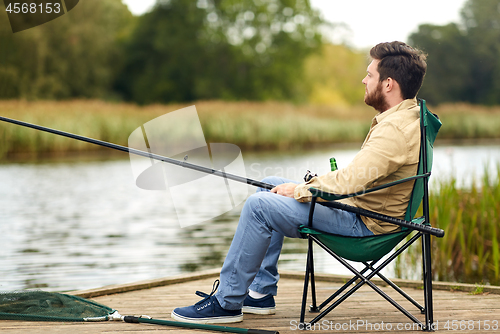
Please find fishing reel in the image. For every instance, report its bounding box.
[303,170,317,182]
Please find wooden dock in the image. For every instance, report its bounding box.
[1,269,499,333]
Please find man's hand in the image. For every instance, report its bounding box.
[270,183,298,198]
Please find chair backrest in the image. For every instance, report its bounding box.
[404,99,442,221]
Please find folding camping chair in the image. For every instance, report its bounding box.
[298,99,444,331]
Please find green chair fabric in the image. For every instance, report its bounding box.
[299,226,410,262]
[405,100,441,221]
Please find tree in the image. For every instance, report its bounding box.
[409,0,500,105]
[0,0,134,100]
[409,23,472,104]
[115,0,324,104]
[303,43,367,106]
[461,0,500,104]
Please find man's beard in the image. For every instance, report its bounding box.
[364,82,389,112]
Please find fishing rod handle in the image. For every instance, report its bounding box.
[123,316,140,323]
[325,201,445,238]
[400,219,445,238]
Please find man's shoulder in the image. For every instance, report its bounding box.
[380,102,419,130]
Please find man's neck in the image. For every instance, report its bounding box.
[381,97,405,113]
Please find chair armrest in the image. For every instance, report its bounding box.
[309,172,431,201]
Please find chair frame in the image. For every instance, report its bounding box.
[299,99,443,331]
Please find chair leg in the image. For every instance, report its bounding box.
[304,234,426,327]
[317,265,371,310]
[300,237,315,323]
[373,269,425,313]
[362,233,425,313]
[308,238,319,312]
[422,233,434,331]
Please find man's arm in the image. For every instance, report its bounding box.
[294,122,409,202]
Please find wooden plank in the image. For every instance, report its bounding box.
[69,269,500,299]
[280,270,500,295]
[1,273,499,334]
[69,269,221,298]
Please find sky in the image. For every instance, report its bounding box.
[121,0,469,49]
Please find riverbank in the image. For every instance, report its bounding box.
[1,100,500,159]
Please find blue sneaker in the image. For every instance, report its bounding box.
[171,280,243,324]
[242,294,276,315]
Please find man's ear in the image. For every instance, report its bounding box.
[385,77,394,92]
[386,77,402,95]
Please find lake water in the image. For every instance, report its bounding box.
[1,143,500,292]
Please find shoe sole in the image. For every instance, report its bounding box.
[242,306,276,315]
[171,311,243,324]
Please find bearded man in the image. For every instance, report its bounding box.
[172,41,428,324]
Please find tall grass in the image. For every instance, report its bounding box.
[435,103,500,140]
[430,166,500,285]
[0,100,372,159]
[2,100,500,159]
[396,167,500,285]
[0,100,150,159]
[198,101,370,149]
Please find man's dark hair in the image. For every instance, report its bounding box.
[370,41,427,100]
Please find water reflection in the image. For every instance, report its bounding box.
[1,143,499,291]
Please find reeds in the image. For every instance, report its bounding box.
[430,166,500,285]
[433,103,500,140]
[0,100,372,159]
[0,100,150,158]
[396,167,500,285]
[2,100,500,159]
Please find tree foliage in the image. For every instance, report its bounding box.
[409,0,500,105]
[115,0,324,104]
[3,0,499,106]
[0,0,134,100]
[303,43,367,106]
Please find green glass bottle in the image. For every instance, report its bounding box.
[330,157,337,171]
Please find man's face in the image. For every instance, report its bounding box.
[362,60,389,112]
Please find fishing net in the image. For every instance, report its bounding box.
[0,290,279,334]
[0,291,116,322]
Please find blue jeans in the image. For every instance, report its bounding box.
[215,176,374,310]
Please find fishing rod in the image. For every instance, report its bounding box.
[118,313,278,334]
[0,115,445,237]
[0,115,274,190]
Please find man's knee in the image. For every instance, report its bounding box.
[240,192,277,233]
[244,192,278,218]
[246,191,269,210]
[243,192,304,239]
